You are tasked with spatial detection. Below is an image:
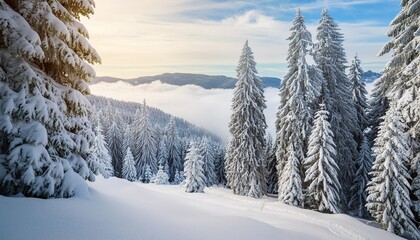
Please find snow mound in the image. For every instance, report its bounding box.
[0,177,402,240]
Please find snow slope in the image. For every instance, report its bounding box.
[0,177,401,240]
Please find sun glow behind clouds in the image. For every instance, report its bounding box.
[83,0,395,79]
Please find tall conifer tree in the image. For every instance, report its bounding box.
[314,10,359,206]
[225,40,267,198]
[275,10,321,206]
[0,0,100,198]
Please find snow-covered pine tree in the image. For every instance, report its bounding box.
[275,10,321,205]
[314,9,359,206]
[157,134,169,173]
[0,0,100,198]
[107,121,123,177]
[154,165,169,185]
[123,124,133,154]
[225,40,267,198]
[214,145,227,186]
[348,134,373,217]
[266,144,278,194]
[199,137,216,187]
[133,100,158,181]
[173,170,184,185]
[183,140,206,193]
[279,144,303,207]
[366,77,389,144]
[144,164,153,183]
[366,105,419,239]
[165,117,182,181]
[93,123,114,178]
[348,55,369,138]
[304,104,341,213]
[122,147,137,182]
[379,0,420,228]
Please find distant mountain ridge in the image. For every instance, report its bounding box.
[361,70,382,83]
[90,73,280,89]
[91,71,381,89]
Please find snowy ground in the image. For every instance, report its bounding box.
[0,177,401,240]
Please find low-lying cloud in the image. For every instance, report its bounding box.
[90,81,280,142]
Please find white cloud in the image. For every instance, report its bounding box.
[90,81,280,142]
[82,0,390,78]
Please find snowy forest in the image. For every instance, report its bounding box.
[0,1,419,240]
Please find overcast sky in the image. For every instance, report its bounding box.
[82,0,399,79]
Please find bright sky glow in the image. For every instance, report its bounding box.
[82,0,399,79]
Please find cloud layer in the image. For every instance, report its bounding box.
[90,81,280,142]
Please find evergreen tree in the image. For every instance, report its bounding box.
[0,0,100,198]
[199,137,216,186]
[144,164,153,183]
[369,0,420,233]
[266,145,278,194]
[348,135,373,217]
[173,170,184,185]
[158,135,169,174]
[383,0,420,228]
[366,105,419,239]
[154,165,169,185]
[133,100,158,181]
[349,55,369,136]
[107,121,123,177]
[304,104,341,213]
[122,147,137,182]
[275,10,321,205]
[214,145,227,186]
[123,124,133,154]
[183,141,206,193]
[165,117,182,181]
[314,9,359,206]
[366,77,389,144]
[225,41,267,198]
[279,144,303,207]
[93,123,114,179]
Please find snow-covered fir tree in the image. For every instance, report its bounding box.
[304,104,341,213]
[214,145,227,186]
[123,124,133,154]
[386,0,419,228]
[93,123,114,179]
[349,55,369,137]
[266,145,278,194]
[154,165,169,185]
[275,10,321,206]
[107,121,123,177]
[173,170,184,185]
[183,141,206,193]
[0,0,100,198]
[279,144,303,207]
[314,9,358,206]
[133,100,158,181]
[225,40,267,198]
[165,117,183,181]
[144,164,153,183]
[122,147,137,182]
[366,105,419,239]
[366,77,389,144]
[199,137,216,186]
[348,134,373,217]
[157,135,169,174]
